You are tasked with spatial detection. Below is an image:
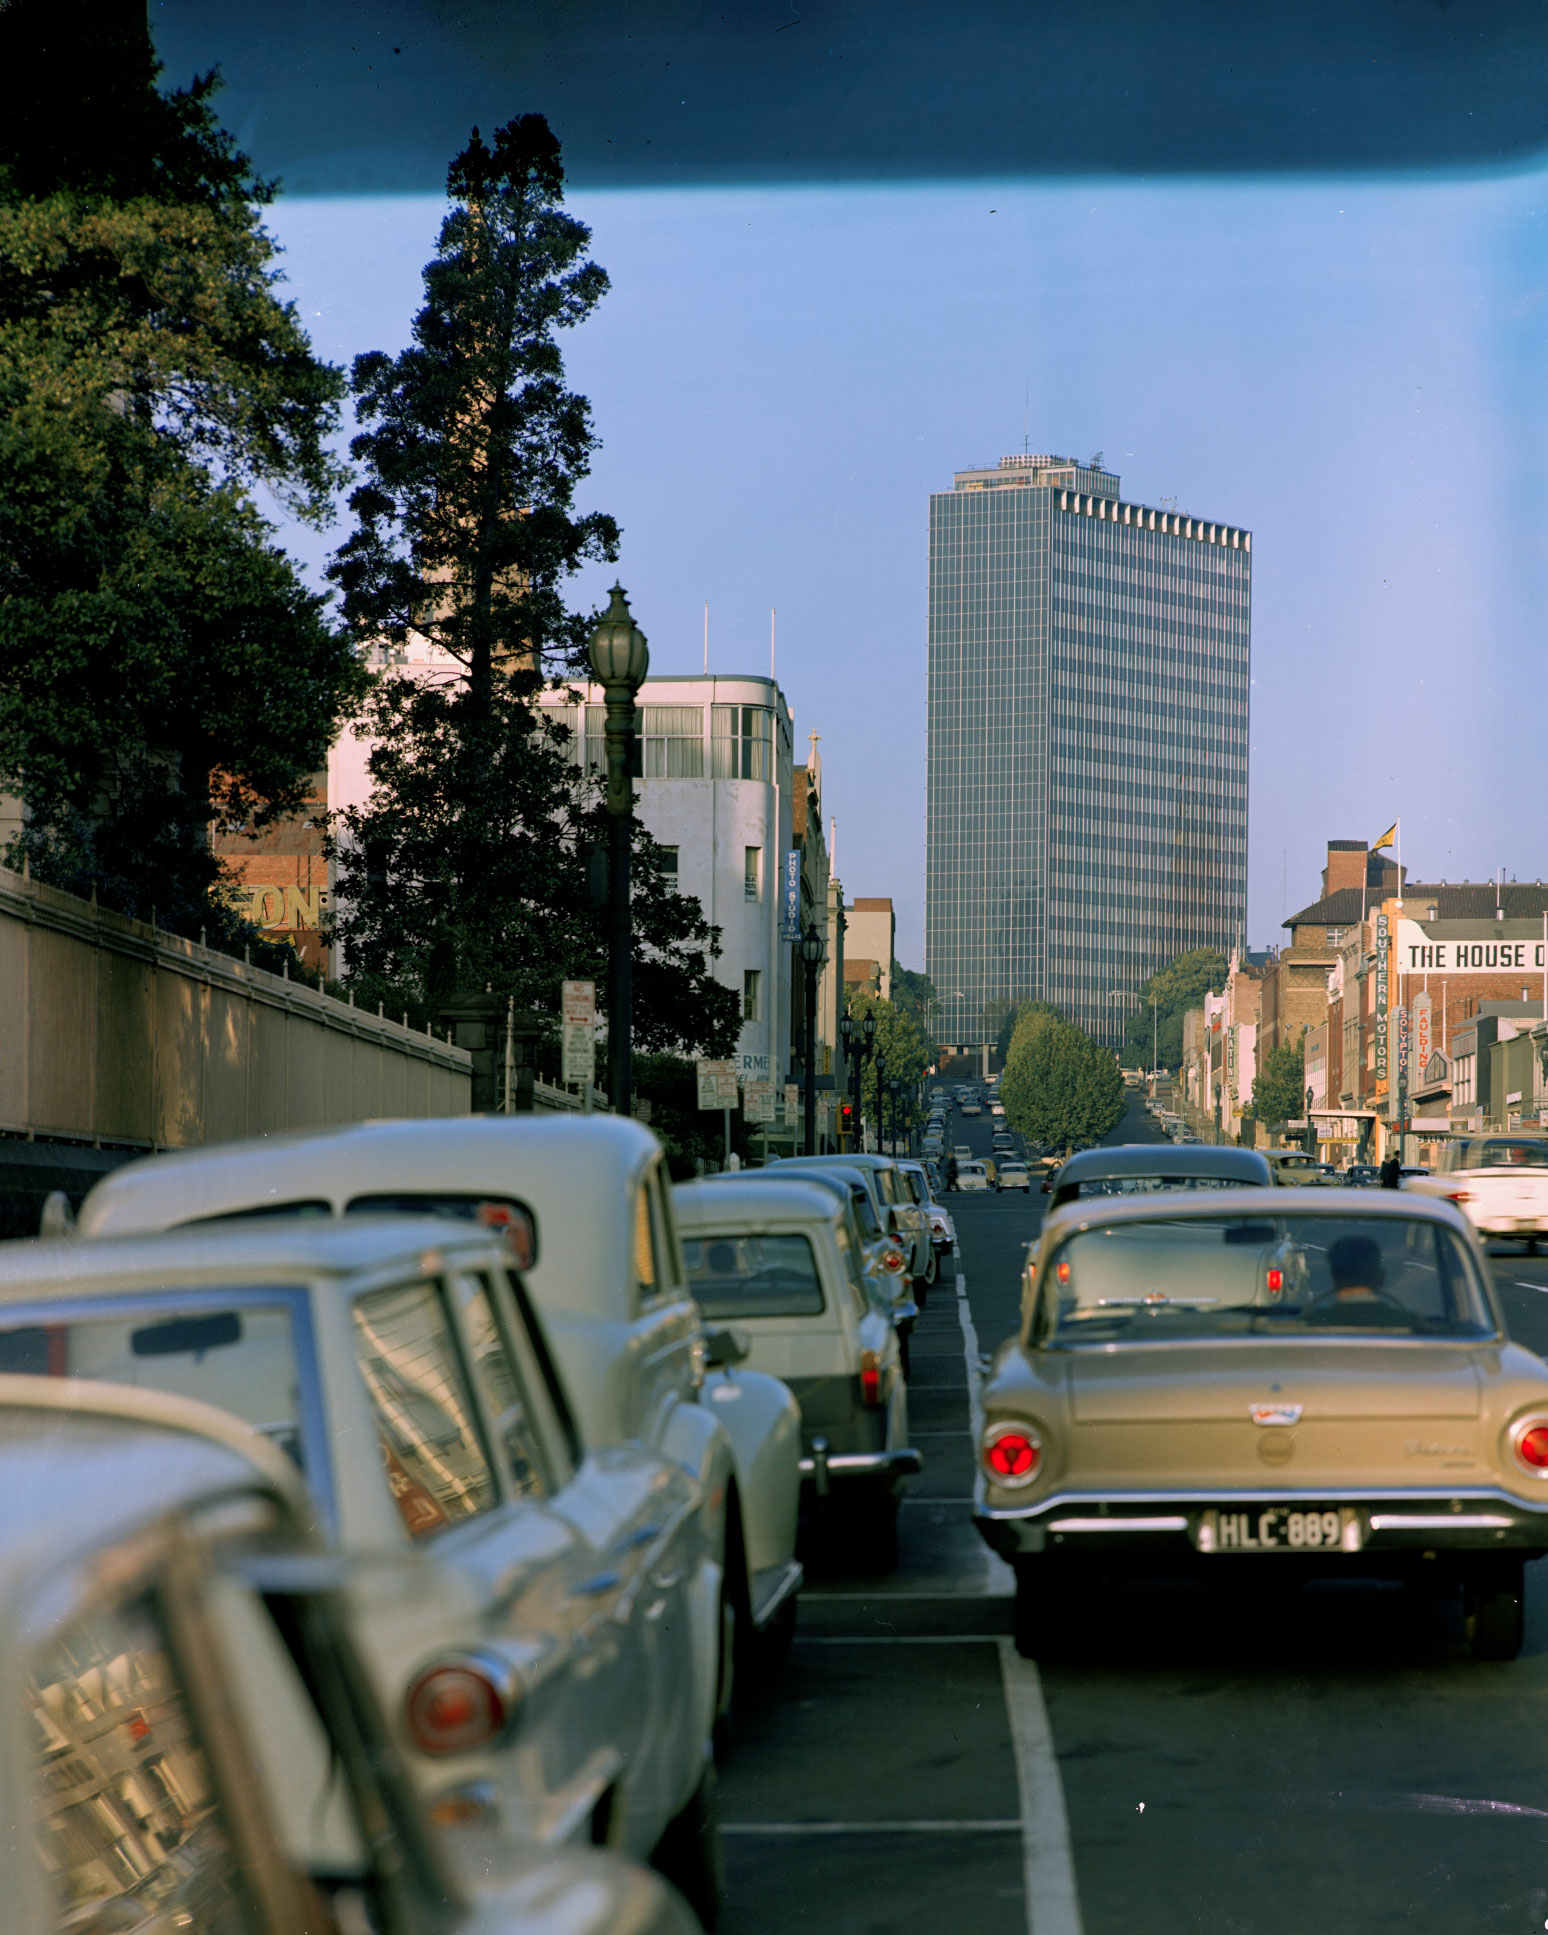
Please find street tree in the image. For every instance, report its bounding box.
[327,115,738,1053]
[843,987,932,1128]
[996,999,1062,1065]
[1000,1009,1125,1152]
[1122,948,1230,1070]
[0,14,362,941]
[890,963,937,1035]
[1252,1035,1307,1126]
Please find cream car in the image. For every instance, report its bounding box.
[674,1177,921,1573]
[1405,1133,1548,1251]
[0,1219,725,1918]
[0,1375,697,1935]
[978,1189,1548,1662]
[79,1115,804,1722]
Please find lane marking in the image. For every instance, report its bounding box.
[998,1636,1084,1935]
[1513,1281,1548,1295]
[723,1819,1021,1836]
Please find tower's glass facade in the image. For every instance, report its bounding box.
[927,455,1250,1051]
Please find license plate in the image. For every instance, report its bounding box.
[1196,1506,1362,1554]
[1516,1219,1539,1233]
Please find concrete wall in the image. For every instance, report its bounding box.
[0,865,470,1149]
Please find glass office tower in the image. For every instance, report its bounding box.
[926,454,1250,1053]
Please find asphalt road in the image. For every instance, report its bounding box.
[717,1097,1548,1935]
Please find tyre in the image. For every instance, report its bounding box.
[898,1328,911,1380]
[749,1593,798,1681]
[652,1755,727,1929]
[1465,1559,1525,1661]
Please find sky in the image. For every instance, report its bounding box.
[262,165,1548,969]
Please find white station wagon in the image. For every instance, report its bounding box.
[79,1115,805,1719]
[0,1374,697,1935]
[674,1178,921,1572]
[0,1219,725,1918]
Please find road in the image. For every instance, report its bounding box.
[717,1099,1548,1935]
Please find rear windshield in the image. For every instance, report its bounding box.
[345,1191,537,1268]
[1060,1173,1259,1200]
[1465,1141,1548,1170]
[683,1233,826,1318]
[1042,1213,1494,1342]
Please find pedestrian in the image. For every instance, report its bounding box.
[944,1153,959,1192]
[1379,1151,1401,1190]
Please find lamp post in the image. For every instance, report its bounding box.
[800,923,824,1155]
[889,1077,902,1156]
[1304,1085,1317,1158]
[589,584,649,1118]
[874,1050,887,1156]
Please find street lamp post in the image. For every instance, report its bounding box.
[1304,1085,1317,1158]
[800,923,824,1155]
[589,584,649,1118]
[875,1051,887,1155]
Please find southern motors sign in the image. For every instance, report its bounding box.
[1374,913,1389,1081]
[1395,920,1547,973]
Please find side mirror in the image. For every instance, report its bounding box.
[702,1326,751,1369]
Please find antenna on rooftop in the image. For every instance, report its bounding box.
[1024,381,1029,455]
[1090,450,1103,470]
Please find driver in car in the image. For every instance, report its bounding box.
[1306,1233,1409,1325]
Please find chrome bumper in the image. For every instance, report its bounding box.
[974,1485,1548,1558]
[799,1443,924,1494]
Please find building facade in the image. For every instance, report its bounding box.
[844,898,895,1001]
[926,452,1250,1053]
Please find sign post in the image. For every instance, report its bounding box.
[561,980,596,1109]
[696,1059,740,1167]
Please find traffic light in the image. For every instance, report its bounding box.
[839,1101,854,1143]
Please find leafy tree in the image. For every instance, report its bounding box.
[843,987,932,1128]
[1000,1010,1125,1152]
[327,116,737,1054]
[890,963,936,1034]
[1252,1036,1307,1126]
[996,998,1062,1066]
[0,19,362,941]
[1122,948,1230,1070]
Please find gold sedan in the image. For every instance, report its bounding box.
[975,1188,1548,1661]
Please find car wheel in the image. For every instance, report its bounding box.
[653,1754,727,1929]
[924,1246,939,1288]
[898,1329,911,1380]
[1464,1559,1525,1661]
[750,1594,798,1680]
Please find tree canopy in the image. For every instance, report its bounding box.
[1121,948,1231,1070]
[1252,1035,1307,1126]
[890,963,936,1034]
[999,1007,1125,1152]
[843,986,933,1125]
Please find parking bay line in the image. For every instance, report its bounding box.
[999,1636,1084,1935]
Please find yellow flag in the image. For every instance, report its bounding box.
[1372,822,1398,853]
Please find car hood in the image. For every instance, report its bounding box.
[1065,1341,1484,1422]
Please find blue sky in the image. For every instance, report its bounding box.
[264,167,1548,967]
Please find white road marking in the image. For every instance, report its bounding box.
[955,1267,986,1443]
[998,1636,1084,1935]
[723,1819,1021,1835]
[1513,1280,1548,1294]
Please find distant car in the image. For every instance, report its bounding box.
[1265,1150,1338,1187]
[979,1189,1548,1663]
[0,1377,701,1935]
[954,1144,974,1161]
[1344,1164,1381,1188]
[960,1102,983,1118]
[996,1162,1032,1194]
[957,1163,991,1192]
[896,1158,956,1261]
[1405,1134,1548,1252]
[990,1102,1007,1119]
[674,1178,921,1574]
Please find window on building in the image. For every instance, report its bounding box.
[1326,927,1345,946]
[713,705,773,780]
[744,846,762,901]
[640,705,705,777]
[743,969,761,1021]
[658,845,680,888]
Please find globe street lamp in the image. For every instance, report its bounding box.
[589,584,649,1117]
[800,922,825,1155]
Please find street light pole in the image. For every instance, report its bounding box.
[589,585,649,1119]
[875,1050,886,1155]
[801,923,824,1155]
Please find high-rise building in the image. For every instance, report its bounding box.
[926,453,1251,1053]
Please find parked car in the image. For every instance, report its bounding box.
[896,1158,956,1263]
[979,1189,1548,1662]
[0,1219,726,1915]
[674,1178,922,1572]
[0,1374,699,1935]
[78,1114,804,1734]
[771,1153,931,1297]
[1344,1163,1381,1188]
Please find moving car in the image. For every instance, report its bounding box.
[673,1178,921,1573]
[956,1162,991,1192]
[78,1115,804,1735]
[0,1220,725,1911]
[1405,1136,1548,1252]
[996,1161,1032,1193]
[1265,1150,1338,1186]
[1344,1164,1381,1188]
[0,1375,698,1935]
[977,1189,1548,1662]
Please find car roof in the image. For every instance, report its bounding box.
[1052,1143,1272,1185]
[1039,1183,1475,1234]
[0,1216,505,1305]
[673,1177,845,1231]
[0,1375,301,1621]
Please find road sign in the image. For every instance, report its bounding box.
[785,1082,800,1125]
[696,1059,739,1109]
[562,1024,593,1085]
[561,980,595,1026]
[743,1079,775,1124]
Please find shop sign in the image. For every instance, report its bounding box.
[1395,921,1547,973]
[782,850,802,943]
[1412,992,1431,1078]
[1374,913,1389,1080]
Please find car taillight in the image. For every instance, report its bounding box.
[1266,1268,1283,1295]
[1512,1419,1548,1475]
[859,1349,883,1406]
[1055,1260,1071,1286]
[405,1654,517,1755]
[1448,1191,1475,1205]
[982,1422,1042,1488]
[881,1245,906,1275]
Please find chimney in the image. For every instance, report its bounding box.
[1323,840,1368,899]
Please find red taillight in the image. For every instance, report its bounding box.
[405,1656,515,1756]
[1515,1423,1548,1472]
[982,1422,1043,1487]
[881,1246,906,1275]
[1448,1191,1475,1205]
[859,1349,883,1406]
[1266,1268,1283,1295]
[1055,1261,1071,1286]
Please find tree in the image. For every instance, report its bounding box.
[0,20,363,942]
[890,963,936,1034]
[1252,1036,1306,1126]
[326,116,737,1054]
[996,999,1062,1066]
[843,987,932,1130]
[1122,948,1230,1070]
[1000,1009,1125,1152]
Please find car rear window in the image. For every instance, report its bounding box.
[1063,1174,1259,1198]
[345,1191,537,1269]
[1467,1141,1548,1170]
[682,1233,826,1318]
